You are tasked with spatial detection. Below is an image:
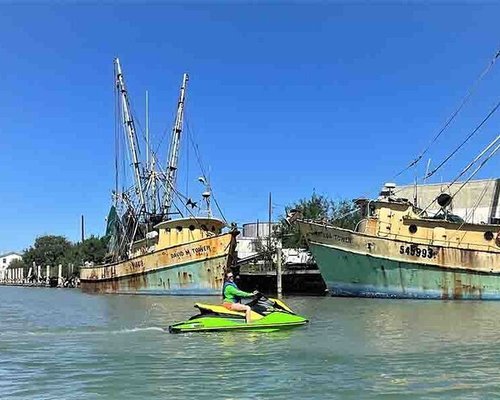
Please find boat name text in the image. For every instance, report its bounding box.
[315,231,352,244]
[169,245,212,260]
[130,260,144,269]
[311,231,352,243]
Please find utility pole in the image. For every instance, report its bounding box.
[276,241,282,299]
[81,214,85,242]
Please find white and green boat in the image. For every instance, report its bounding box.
[298,187,500,300]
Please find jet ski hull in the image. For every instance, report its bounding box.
[169,311,308,333]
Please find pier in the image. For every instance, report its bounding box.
[0,263,79,288]
[238,262,326,295]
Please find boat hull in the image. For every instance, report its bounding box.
[169,312,308,333]
[299,221,500,300]
[80,233,235,295]
[311,243,500,300]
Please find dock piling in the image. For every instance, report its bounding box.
[58,264,63,287]
[276,244,282,299]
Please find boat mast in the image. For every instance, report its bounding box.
[114,58,147,215]
[163,73,189,218]
[144,90,159,216]
[145,90,149,167]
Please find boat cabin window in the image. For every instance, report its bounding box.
[485,231,494,241]
[189,225,195,231]
[176,226,183,232]
[409,225,418,234]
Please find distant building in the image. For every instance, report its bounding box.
[236,222,278,260]
[394,178,500,224]
[236,222,313,265]
[0,252,23,281]
[236,222,321,295]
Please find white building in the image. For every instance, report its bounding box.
[0,252,23,281]
[394,178,500,225]
[236,222,278,260]
[236,222,313,265]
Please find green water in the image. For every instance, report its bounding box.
[1,287,500,399]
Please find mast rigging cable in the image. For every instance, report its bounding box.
[394,49,500,179]
[425,100,500,179]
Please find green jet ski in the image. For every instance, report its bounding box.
[168,294,308,333]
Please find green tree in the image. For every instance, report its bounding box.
[72,236,108,265]
[23,235,73,268]
[9,258,27,269]
[21,234,109,277]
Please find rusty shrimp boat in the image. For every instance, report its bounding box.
[297,47,500,300]
[298,183,500,300]
[80,59,237,295]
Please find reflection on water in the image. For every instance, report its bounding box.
[1,287,500,399]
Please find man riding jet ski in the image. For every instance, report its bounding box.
[168,273,308,333]
[221,271,258,323]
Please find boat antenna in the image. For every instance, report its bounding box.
[198,176,212,218]
[423,158,431,184]
[413,174,418,208]
[184,117,228,223]
[163,73,189,218]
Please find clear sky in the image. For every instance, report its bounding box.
[1,3,499,252]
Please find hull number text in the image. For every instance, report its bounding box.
[400,245,435,259]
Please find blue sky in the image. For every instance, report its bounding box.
[1,3,499,252]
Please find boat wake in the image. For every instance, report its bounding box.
[112,326,165,334]
[0,326,166,338]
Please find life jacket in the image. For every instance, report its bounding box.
[222,281,241,303]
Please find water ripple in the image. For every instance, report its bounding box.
[1,288,500,399]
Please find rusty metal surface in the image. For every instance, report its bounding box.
[81,255,228,295]
[80,232,236,295]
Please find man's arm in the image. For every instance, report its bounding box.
[226,285,253,298]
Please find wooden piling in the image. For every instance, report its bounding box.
[276,245,282,298]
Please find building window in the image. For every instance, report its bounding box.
[2,258,5,264]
